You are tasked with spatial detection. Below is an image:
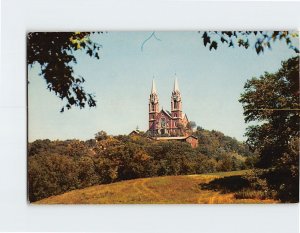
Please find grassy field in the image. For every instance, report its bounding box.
[35,170,277,204]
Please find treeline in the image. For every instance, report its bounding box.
[238,56,299,203]
[193,127,253,157]
[28,129,254,202]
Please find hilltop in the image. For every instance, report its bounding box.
[28,128,257,202]
[35,170,276,204]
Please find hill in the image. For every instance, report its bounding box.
[28,128,257,202]
[193,127,253,158]
[35,170,276,204]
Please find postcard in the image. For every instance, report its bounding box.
[27,31,299,204]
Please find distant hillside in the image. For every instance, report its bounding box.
[35,170,276,204]
[28,128,257,202]
[193,127,254,158]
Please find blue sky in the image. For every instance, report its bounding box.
[28,31,298,142]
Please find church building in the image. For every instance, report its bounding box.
[148,78,189,136]
[128,77,198,148]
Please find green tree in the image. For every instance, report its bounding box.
[67,140,92,157]
[27,32,102,112]
[28,31,298,113]
[28,139,51,156]
[239,56,299,202]
[187,121,197,131]
[95,130,109,141]
[76,156,100,188]
[200,31,299,54]
[28,153,79,202]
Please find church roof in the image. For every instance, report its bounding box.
[155,135,198,140]
[156,136,187,140]
[185,135,198,139]
[161,109,172,118]
[184,113,189,121]
[129,130,140,136]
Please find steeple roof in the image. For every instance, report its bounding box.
[151,79,157,94]
[173,77,180,92]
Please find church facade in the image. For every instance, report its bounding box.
[148,79,189,136]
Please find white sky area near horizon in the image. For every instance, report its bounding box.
[28,31,299,142]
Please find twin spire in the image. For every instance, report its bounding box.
[173,78,180,92]
[151,77,180,94]
[151,79,157,94]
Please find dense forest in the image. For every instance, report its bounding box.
[28,128,255,202]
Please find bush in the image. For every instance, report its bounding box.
[234,189,267,200]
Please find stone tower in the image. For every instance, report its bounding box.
[149,79,159,134]
[171,78,183,130]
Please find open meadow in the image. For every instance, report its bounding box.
[35,170,277,204]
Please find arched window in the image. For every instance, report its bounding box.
[174,101,178,109]
[151,104,155,111]
[161,118,166,128]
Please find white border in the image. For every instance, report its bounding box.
[1,0,299,232]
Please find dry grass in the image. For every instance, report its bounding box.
[35,170,277,204]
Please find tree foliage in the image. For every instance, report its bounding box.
[28,31,299,113]
[200,31,299,54]
[27,32,102,112]
[28,128,251,202]
[239,56,299,202]
[193,128,253,158]
[95,130,109,141]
